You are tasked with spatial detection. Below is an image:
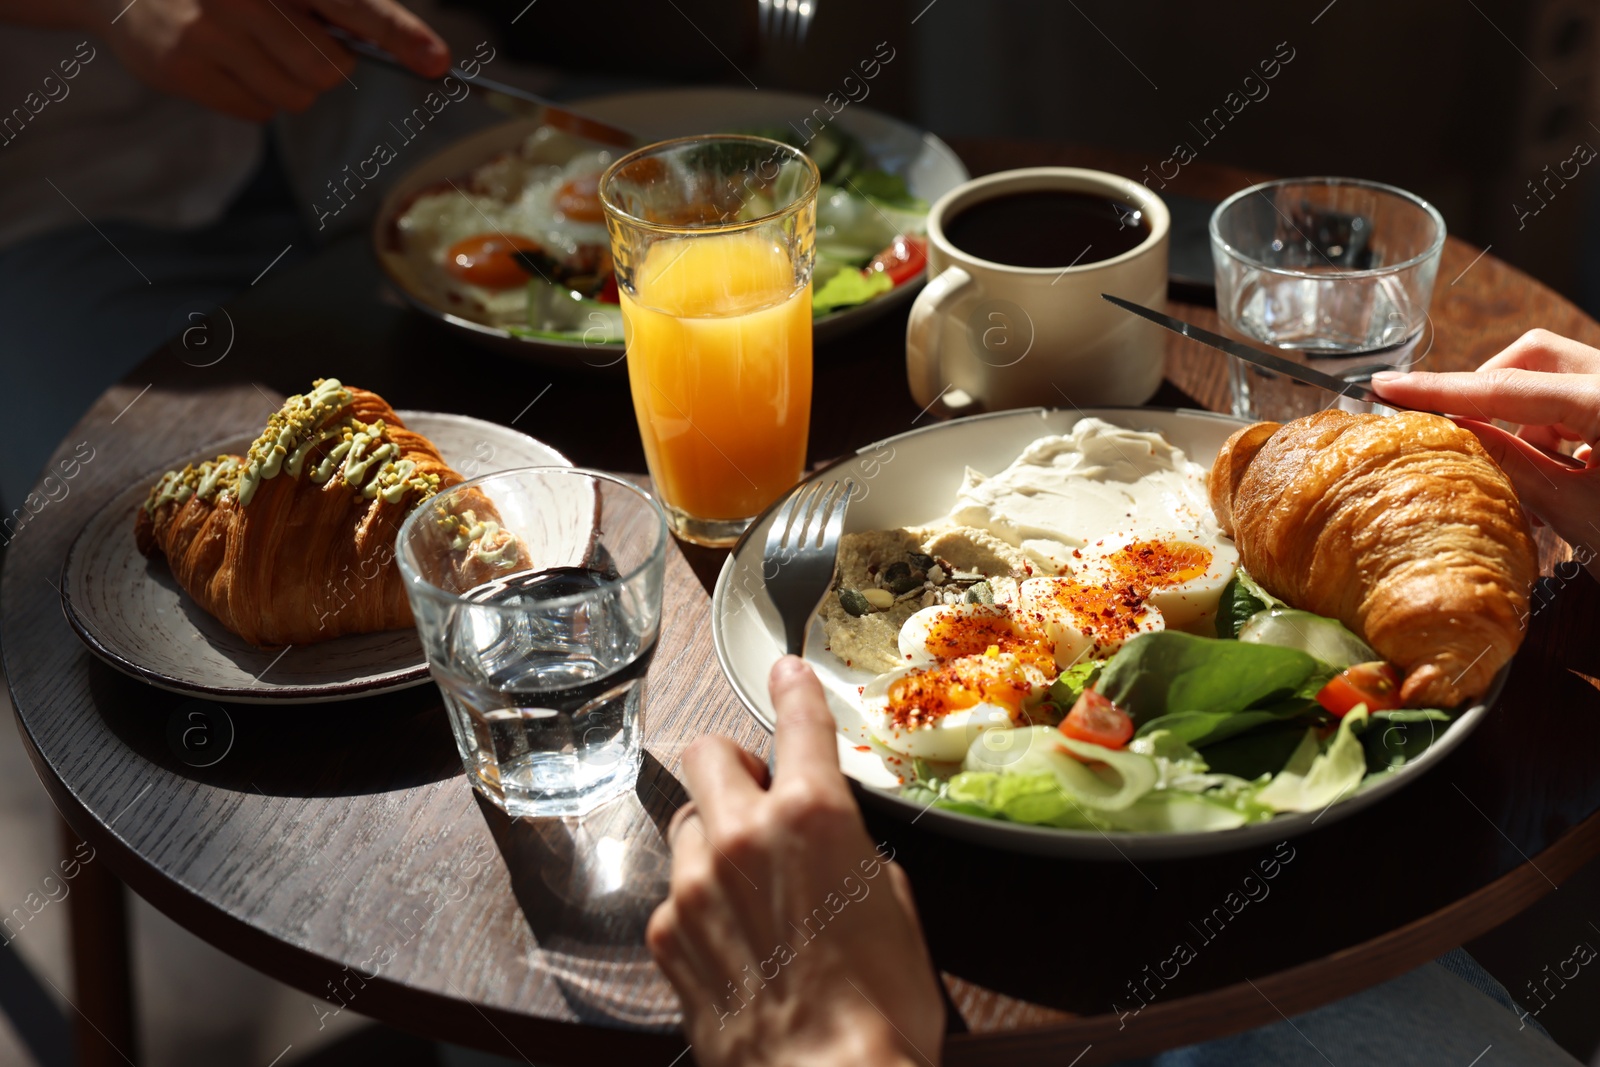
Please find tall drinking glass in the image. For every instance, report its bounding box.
[600,135,819,547]
[1210,177,1445,421]
[397,467,668,817]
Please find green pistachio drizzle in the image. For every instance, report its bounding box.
[142,378,442,515]
[437,508,522,568]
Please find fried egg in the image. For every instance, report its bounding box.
[396,147,615,325]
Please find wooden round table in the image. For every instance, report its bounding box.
[7,139,1599,1066]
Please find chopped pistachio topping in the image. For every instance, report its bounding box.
[141,378,441,515]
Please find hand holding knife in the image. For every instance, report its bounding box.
[1101,293,1587,470]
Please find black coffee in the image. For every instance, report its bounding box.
[943,190,1150,268]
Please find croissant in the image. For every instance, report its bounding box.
[1208,409,1537,707]
[135,379,521,647]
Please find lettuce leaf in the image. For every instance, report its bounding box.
[1255,707,1371,813]
[965,726,1159,812]
[812,267,893,313]
[1048,658,1103,707]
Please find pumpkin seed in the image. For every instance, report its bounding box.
[963,581,994,606]
[882,560,922,594]
[839,589,872,616]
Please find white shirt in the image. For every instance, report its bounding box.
[0,27,263,249]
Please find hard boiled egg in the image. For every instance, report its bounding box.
[859,660,1033,761]
[1018,575,1165,666]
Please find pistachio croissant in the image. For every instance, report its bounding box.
[1208,409,1537,707]
[135,379,517,647]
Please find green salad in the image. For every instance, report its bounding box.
[901,571,1455,834]
[737,126,932,317]
[506,125,932,344]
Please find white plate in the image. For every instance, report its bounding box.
[711,407,1499,859]
[373,87,969,367]
[61,412,568,704]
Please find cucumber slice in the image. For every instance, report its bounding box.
[964,726,1157,812]
[1237,608,1376,670]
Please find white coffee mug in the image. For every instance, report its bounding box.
[906,168,1170,413]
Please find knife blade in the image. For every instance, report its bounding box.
[1101,293,1414,415]
[1102,294,1599,470]
[324,27,637,149]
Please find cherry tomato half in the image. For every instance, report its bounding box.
[444,233,542,290]
[866,235,928,287]
[1060,689,1134,749]
[556,173,605,222]
[1315,661,1404,717]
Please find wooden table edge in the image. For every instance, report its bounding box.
[943,811,1600,1065]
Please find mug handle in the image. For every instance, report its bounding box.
[905,265,974,409]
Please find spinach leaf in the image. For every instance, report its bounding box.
[1198,720,1314,779]
[1136,694,1323,749]
[1097,631,1320,725]
[1358,709,1453,772]
[1215,573,1267,638]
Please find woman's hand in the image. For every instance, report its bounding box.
[648,656,944,1067]
[1372,329,1600,579]
[84,0,449,122]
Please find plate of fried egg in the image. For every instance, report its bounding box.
[711,407,1500,859]
[373,87,968,369]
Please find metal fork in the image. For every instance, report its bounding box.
[763,478,853,655]
[758,0,817,49]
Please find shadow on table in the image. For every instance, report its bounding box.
[473,751,683,1028]
[86,657,462,796]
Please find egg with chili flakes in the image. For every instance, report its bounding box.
[897,602,1054,669]
[1020,536,1240,660]
[862,607,1059,760]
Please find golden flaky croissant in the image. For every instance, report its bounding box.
[1209,409,1538,708]
[135,379,523,647]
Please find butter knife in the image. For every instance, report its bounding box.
[1100,293,1414,414]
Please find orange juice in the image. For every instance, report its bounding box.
[620,230,812,526]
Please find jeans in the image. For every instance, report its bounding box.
[1119,950,1578,1067]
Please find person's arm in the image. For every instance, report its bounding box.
[0,0,448,122]
[1371,328,1600,579]
[648,656,944,1067]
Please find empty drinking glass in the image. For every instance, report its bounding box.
[1210,177,1445,421]
[397,467,668,817]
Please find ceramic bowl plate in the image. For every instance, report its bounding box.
[61,412,568,704]
[711,407,1501,859]
[373,87,969,367]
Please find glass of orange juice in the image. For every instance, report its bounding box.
[599,135,819,547]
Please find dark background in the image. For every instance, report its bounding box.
[473,0,1600,313]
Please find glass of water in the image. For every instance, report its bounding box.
[397,467,668,817]
[1210,177,1445,421]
